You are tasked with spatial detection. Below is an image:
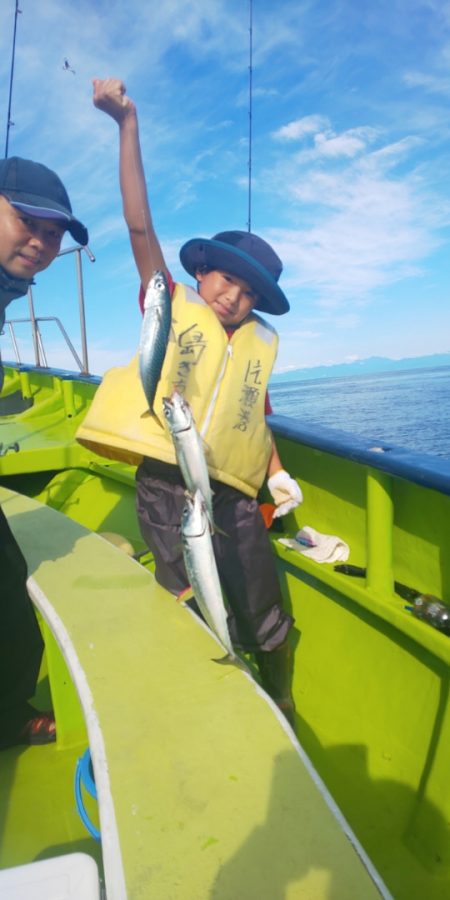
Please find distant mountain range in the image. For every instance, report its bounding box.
[270,352,450,384]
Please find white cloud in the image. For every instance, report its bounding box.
[403,70,450,94]
[273,122,380,168]
[365,136,425,168]
[277,329,322,340]
[314,131,369,159]
[260,116,444,312]
[272,115,329,141]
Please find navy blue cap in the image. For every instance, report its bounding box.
[179,230,289,315]
[0,156,88,246]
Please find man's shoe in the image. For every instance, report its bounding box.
[0,705,56,751]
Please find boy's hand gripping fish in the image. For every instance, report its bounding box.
[163,391,215,529]
[139,270,172,414]
[181,489,235,660]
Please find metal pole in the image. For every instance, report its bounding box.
[7,321,20,364]
[27,286,41,366]
[75,248,89,374]
[5,1,21,158]
[36,329,48,368]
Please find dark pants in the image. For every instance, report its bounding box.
[0,506,43,717]
[136,459,293,653]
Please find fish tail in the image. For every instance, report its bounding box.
[213,653,248,672]
[211,522,229,538]
[177,586,195,604]
[206,510,228,538]
[141,408,165,430]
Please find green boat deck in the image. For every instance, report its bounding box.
[0,486,387,899]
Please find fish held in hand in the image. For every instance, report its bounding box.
[163,391,214,527]
[181,489,234,659]
[139,269,172,414]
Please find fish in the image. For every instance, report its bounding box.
[139,269,172,415]
[181,489,235,660]
[162,391,214,527]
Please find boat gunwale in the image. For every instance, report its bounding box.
[4,362,449,498]
[2,361,101,386]
[269,413,450,496]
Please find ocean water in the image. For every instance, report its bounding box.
[269,365,450,460]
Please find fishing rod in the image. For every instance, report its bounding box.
[247,0,253,232]
[5,0,21,158]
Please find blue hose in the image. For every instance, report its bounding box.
[75,749,101,842]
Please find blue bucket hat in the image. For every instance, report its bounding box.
[0,156,88,246]
[179,230,289,315]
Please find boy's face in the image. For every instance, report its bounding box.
[0,196,64,279]
[196,269,259,327]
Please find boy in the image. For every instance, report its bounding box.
[0,156,88,749]
[92,78,301,724]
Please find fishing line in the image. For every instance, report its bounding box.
[5,0,21,157]
[247,0,253,232]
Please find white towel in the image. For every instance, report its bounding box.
[278,525,350,564]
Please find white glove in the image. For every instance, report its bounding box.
[267,469,303,518]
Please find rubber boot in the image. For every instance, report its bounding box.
[255,642,296,728]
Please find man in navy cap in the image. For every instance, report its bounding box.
[0,156,88,749]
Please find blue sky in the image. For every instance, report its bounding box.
[1,0,450,375]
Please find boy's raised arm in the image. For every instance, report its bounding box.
[93,77,167,289]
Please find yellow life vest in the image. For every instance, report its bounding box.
[77,283,278,496]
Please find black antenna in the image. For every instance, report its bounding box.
[247,0,253,232]
[5,1,21,158]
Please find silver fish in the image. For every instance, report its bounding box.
[139,269,171,413]
[181,489,234,659]
[163,391,214,527]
